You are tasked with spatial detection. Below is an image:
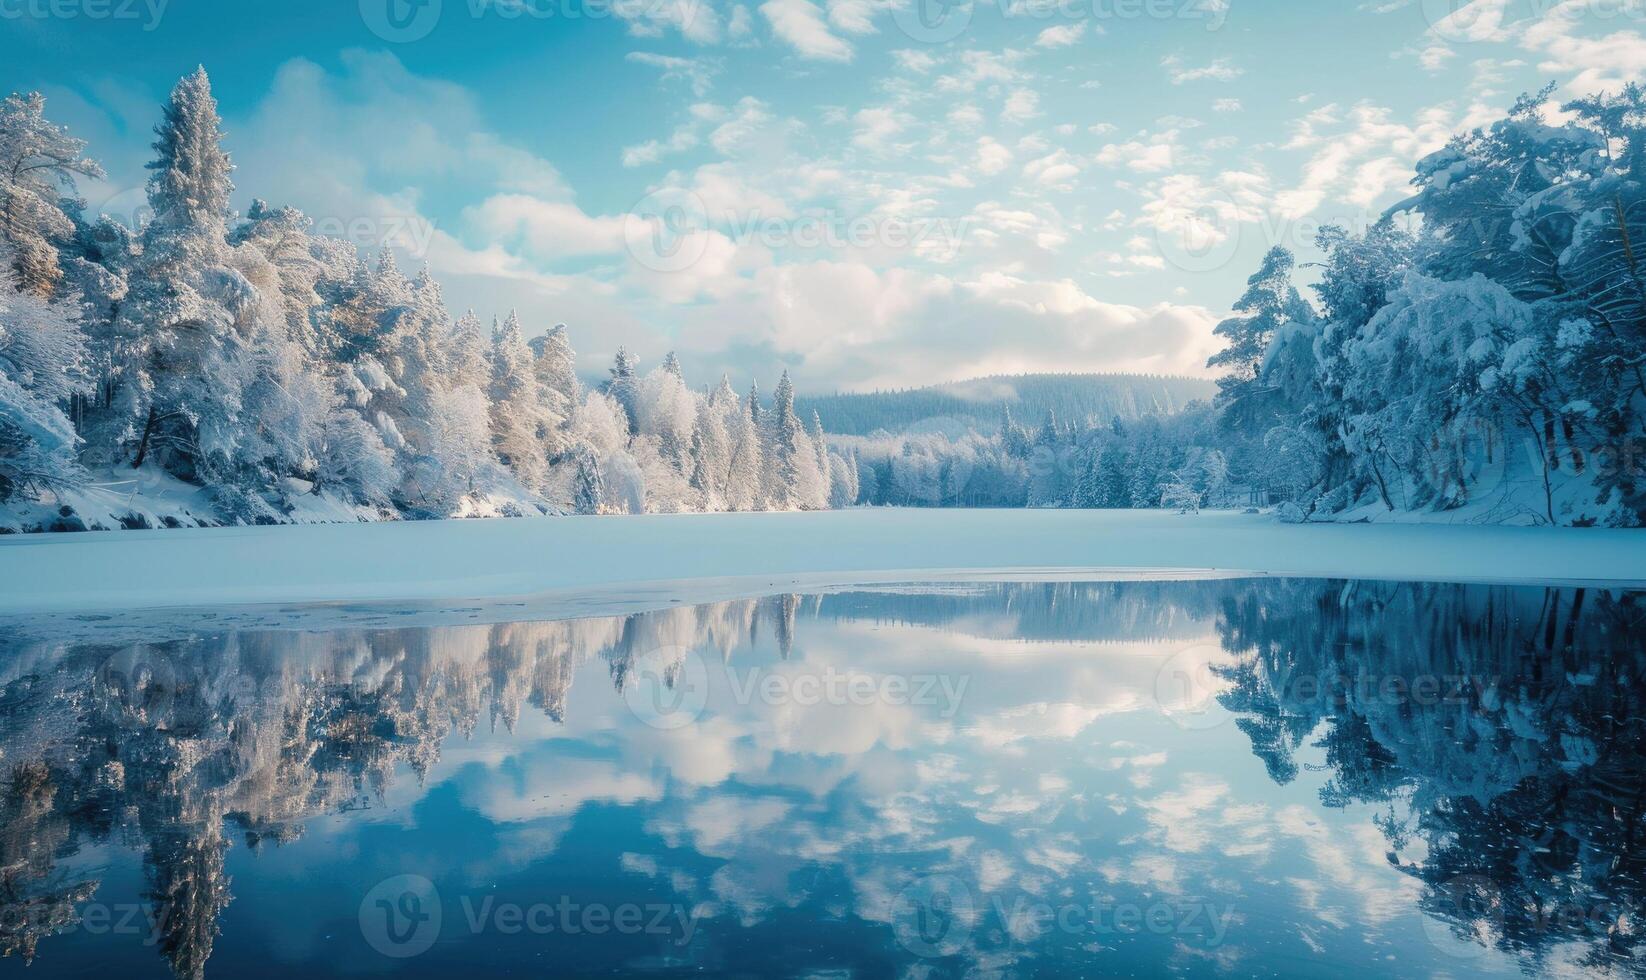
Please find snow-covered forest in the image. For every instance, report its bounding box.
[799,374,1214,437]
[845,86,1646,527]
[0,69,852,532]
[1210,84,1646,527]
[4,70,1645,530]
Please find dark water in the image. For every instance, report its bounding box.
[0,579,1642,978]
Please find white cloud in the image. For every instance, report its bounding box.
[827,0,893,33]
[1034,22,1087,48]
[626,52,719,96]
[1161,55,1243,84]
[673,262,1220,387]
[622,125,699,167]
[852,105,911,153]
[466,195,626,259]
[1424,0,1514,44]
[892,48,938,73]
[705,97,778,155]
[1095,132,1178,173]
[1135,170,1272,253]
[1520,0,1646,95]
[934,49,1029,93]
[620,0,725,42]
[761,0,855,60]
[1001,87,1041,124]
[1023,149,1081,190]
[1273,102,1461,219]
[975,137,1013,176]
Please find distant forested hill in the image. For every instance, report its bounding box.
[797,374,1217,436]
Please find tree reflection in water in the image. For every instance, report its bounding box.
[0,580,1639,977]
[1212,581,1646,974]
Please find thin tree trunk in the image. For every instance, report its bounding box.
[132,407,158,469]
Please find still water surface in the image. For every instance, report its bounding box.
[0,579,1640,978]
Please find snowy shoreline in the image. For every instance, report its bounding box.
[1,509,1643,616]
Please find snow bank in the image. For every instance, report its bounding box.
[0,509,1641,615]
[0,465,557,534]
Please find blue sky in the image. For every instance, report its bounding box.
[2,0,1641,391]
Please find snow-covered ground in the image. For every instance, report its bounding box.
[0,508,1642,616]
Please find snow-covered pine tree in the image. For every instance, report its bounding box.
[226,202,334,491]
[230,201,326,357]
[827,449,859,508]
[489,310,546,488]
[606,346,640,437]
[1209,247,1313,416]
[402,264,482,509]
[448,311,490,392]
[529,323,578,461]
[1001,407,1031,458]
[0,279,87,501]
[1073,450,1101,508]
[0,91,105,299]
[1097,444,1132,508]
[766,371,805,510]
[747,380,763,426]
[810,411,831,486]
[58,215,133,461]
[314,400,397,507]
[572,442,603,515]
[689,393,730,509]
[117,67,253,481]
[639,361,696,476]
[726,386,764,511]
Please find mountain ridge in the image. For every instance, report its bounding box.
[797,372,1217,436]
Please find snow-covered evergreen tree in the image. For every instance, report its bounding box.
[606,346,640,437]
[765,371,805,510]
[726,386,764,511]
[488,310,546,488]
[0,92,105,299]
[689,392,731,509]
[116,67,251,480]
[571,442,603,515]
[0,279,86,500]
[827,449,859,508]
[529,323,578,461]
[448,311,490,392]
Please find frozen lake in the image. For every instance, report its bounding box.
[3,508,1645,614]
[0,577,1639,977]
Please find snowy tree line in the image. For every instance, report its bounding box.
[0,69,853,531]
[1208,84,1646,527]
[841,406,1231,512]
[797,373,1214,437]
